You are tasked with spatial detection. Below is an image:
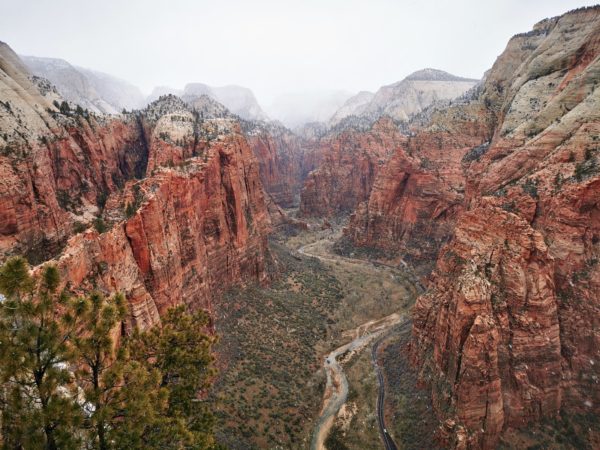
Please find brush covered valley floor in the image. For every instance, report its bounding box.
[209,222,435,449]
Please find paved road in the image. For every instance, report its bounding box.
[372,336,399,450]
[310,331,376,450]
[299,238,406,450]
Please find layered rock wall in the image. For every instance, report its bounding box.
[0,46,271,328]
[55,132,270,329]
[405,7,600,448]
[299,117,406,217]
[246,124,320,208]
[345,104,490,267]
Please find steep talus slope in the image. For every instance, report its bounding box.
[299,117,407,217]
[0,45,271,328]
[395,7,600,449]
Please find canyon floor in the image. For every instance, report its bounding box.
[208,218,438,449]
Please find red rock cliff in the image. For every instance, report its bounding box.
[0,41,148,260]
[345,103,490,268]
[406,7,600,448]
[299,117,406,217]
[0,48,271,328]
[245,122,320,208]
[55,127,270,329]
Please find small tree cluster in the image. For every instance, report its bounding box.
[0,257,220,449]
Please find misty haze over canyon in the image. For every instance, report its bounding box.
[1,1,600,449]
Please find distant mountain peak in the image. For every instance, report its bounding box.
[179,83,268,121]
[404,68,478,82]
[328,68,479,127]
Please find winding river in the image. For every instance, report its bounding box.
[298,239,406,450]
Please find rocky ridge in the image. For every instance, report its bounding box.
[148,83,269,122]
[297,69,481,222]
[0,44,271,329]
[328,69,478,126]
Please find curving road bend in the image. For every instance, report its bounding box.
[299,238,405,450]
[298,240,425,295]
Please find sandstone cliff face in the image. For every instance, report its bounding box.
[0,46,271,328]
[299,117,406,217]
[345,102,491,268]
[1,41,147,260]
[245,122,320,208]
[405,7,600,449]
[411,207,562,449]
[55,128,270,329]
[298,70,482,221]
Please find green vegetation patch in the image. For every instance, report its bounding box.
[380,322,442,450]
[210,240,343,449]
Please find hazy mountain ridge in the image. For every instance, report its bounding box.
[21,55,269,122]
[329,68,479,126]
[21,55,145,113]
[327,91,374,127]
[147,83,269,122]
[266,90,353,128]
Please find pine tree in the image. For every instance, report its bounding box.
[0,257,82,450]
[73,292,183,450]
[0,258,221,449]
[59,101,71,115]
[129,306,218,449]
[101,357,169,449]
[72,292,127,450]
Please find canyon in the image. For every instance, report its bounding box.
[1,5,599,449]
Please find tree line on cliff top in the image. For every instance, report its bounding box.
[0,257,223,450]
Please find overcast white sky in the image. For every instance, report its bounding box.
[1,0,597,107]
